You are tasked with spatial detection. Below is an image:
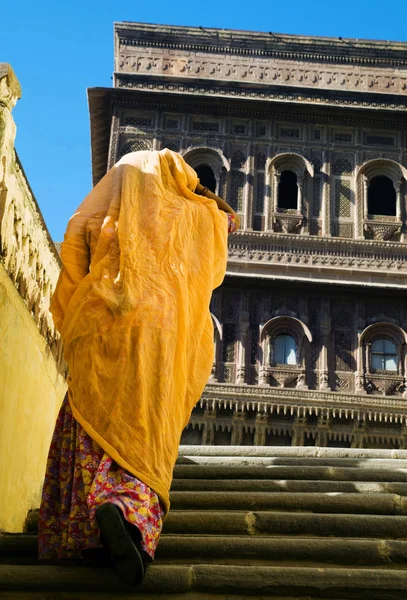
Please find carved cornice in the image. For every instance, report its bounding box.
[202,382,407,423]
[116,50,407,98]
[115,23,407,67]
[226,231,407,287]
[116,77,407,113]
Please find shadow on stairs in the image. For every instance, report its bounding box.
[1,446,407,599]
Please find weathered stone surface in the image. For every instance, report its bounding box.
[0,65,66,533]
[174,464,407,482]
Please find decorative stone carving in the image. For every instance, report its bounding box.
[366,373,404,396]
[226,232,407,287]
[0,65,63,368]
[364,220,402,241]
[115,25,407,97]
[274,212,303,234]
[270,366,300,388]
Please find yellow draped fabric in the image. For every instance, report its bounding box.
[50,149,229,515]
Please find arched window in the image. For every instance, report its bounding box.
[272,334,297,365]
[195,164,216,193]
[368,176,396,216]
[371,339,398,372]
[278,171,298,209]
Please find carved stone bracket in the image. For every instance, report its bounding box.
[366,373,404,396]
[269,365,302,388]
[274,212,303,234]
[364,220,402,241]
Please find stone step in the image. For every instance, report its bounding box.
[3,534,407,567]
[1,564,407,599]
[169,491,407,514]
[176,456,407,468]
[171,478,407,495]
[173,464,407,482]
[164,510,407,538]
[178,446,407,460]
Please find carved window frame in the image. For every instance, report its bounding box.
[358,323,407,396]
[182,147,230,197]
[266,153,314,234]
[260,316,312,368]
[356,159,407,241]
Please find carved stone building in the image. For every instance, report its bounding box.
[88,23,407,449]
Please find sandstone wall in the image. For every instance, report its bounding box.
[0,64,66,532]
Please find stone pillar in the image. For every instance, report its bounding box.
[399,424,407,449]
[316,416,330,447]
[351,420,367,448]
[319,299,331,390]
[321,150,331,236]
[297,174,303,214]
[363,175,368,221]
[292,416,306,446]
[202,408,216,445]
[245,142,254,230]
[236,297,249,384]
[254,413,268,446]
[231,409,245,445]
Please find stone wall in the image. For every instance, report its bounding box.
[0,64,66,532]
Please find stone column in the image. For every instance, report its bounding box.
[355,331,366,394]
[399,424,407,449]
[202,408,216,445]
[316,416,330,447]
[319,299,331,390]
[236,298,249,384]
[245,142,254,230]
[231,409,245,445]
[321,150,331,236]
[292,416,306,446]
[363,175,369,221]
[351,420,367,448]
[254,413,268,446]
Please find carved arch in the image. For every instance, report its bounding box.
[182,147,231,173]
[267,153,314,178]
[260,316,312,343]
[211,312,223,341]
[356,158,407,184]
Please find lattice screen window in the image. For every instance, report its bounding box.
[119,139,152,158]
[124,115,154,128]
[254,151,266,230]
[331,158,354,238]
[312,177,322,217]
[222,324,236,362]
[231,151,247,169]
[335,180,351,218]
[334,331,353,372]
[332,303,354,386]
[230,171,245,212]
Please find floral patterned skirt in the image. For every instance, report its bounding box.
[38,394,164,561]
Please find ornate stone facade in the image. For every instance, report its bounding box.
[88,24,407,449]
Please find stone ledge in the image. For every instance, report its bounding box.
[178,445,407,459]
[1,564,407,596]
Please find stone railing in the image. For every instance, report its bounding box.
[0,64,63,367]
[227,230,407,287]
[202,382,407,424]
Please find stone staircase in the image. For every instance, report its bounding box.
[1,446,407,599]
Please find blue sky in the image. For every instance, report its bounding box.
[2,0,407,241]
